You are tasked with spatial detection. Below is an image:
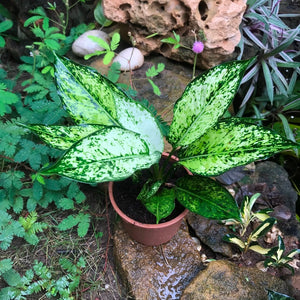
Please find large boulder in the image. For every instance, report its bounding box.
[181,260,291,300]
[102,0,247,69]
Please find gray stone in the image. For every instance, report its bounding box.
[113,220,201,300]
[181,260,291,300]
[187,213,235,257]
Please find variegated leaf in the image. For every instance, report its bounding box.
[55,55,118,126]
[253,208,273,222]
[24,124,105,150]
[168,59,254,147]
[249,218,276,242]
[39,127,160,183]
[137,179,163,201]
[177,118,299,176]
[248,243,272,255]
[54,55,164,155]
[175,175,240,220]
[141,188,176,224]
[223,234,246,250]
[287,248,300,258]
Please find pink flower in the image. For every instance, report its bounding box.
[192,41,204,54]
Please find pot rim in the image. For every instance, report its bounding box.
[108,181,189,229]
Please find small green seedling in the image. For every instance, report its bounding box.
[264,235,300,274]
[223,217,276,254]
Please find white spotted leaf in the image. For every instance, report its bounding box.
[168,59,254,147]
[177,118,299,176]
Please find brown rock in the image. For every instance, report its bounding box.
[102,0,247,69]
[113,220,202,300]
[186,213,235,257]
[181,260,291,300]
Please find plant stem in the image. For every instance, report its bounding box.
[192,54,198,79]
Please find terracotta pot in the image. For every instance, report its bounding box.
[108,153,190,246]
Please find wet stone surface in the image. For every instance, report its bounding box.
[113,220,202,300]
[181,260,290,300]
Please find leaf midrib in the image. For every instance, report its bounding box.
[176,186,233,215]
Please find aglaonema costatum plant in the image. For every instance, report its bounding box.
[23,55,299,224]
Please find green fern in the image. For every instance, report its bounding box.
[19,211,48,245]
[0,258,85,299]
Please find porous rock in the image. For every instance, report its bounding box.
[102,0,247,69]
[113,220,201,300]
[72,30,109,57]
[181,260,291,300]
[113,47,144,70]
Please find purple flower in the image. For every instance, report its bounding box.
[192,41,204,54]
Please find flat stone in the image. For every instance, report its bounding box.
[113,220,201,300]
[181,260,291,300]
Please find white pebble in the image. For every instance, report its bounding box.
[72,30,109,57]
[113,47,144,71]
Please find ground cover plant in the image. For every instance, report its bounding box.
[0,2,127,299]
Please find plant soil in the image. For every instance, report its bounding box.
[113,177,185,224]
[113,160,187,224]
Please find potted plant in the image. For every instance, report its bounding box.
[22,55,299,245]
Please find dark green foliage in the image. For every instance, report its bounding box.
[0,211,25,250]
[0,257,85,299]
[58,213,91,237]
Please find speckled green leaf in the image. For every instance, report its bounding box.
[24,124,105,150]
[55,55,118,126]
[168,59,253,147]
[39,127,160,183]
[55,55,164,155]
[175,175,240,220]
[137,179,163,201]
[141,188,176,224]
[178,118,299,176]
